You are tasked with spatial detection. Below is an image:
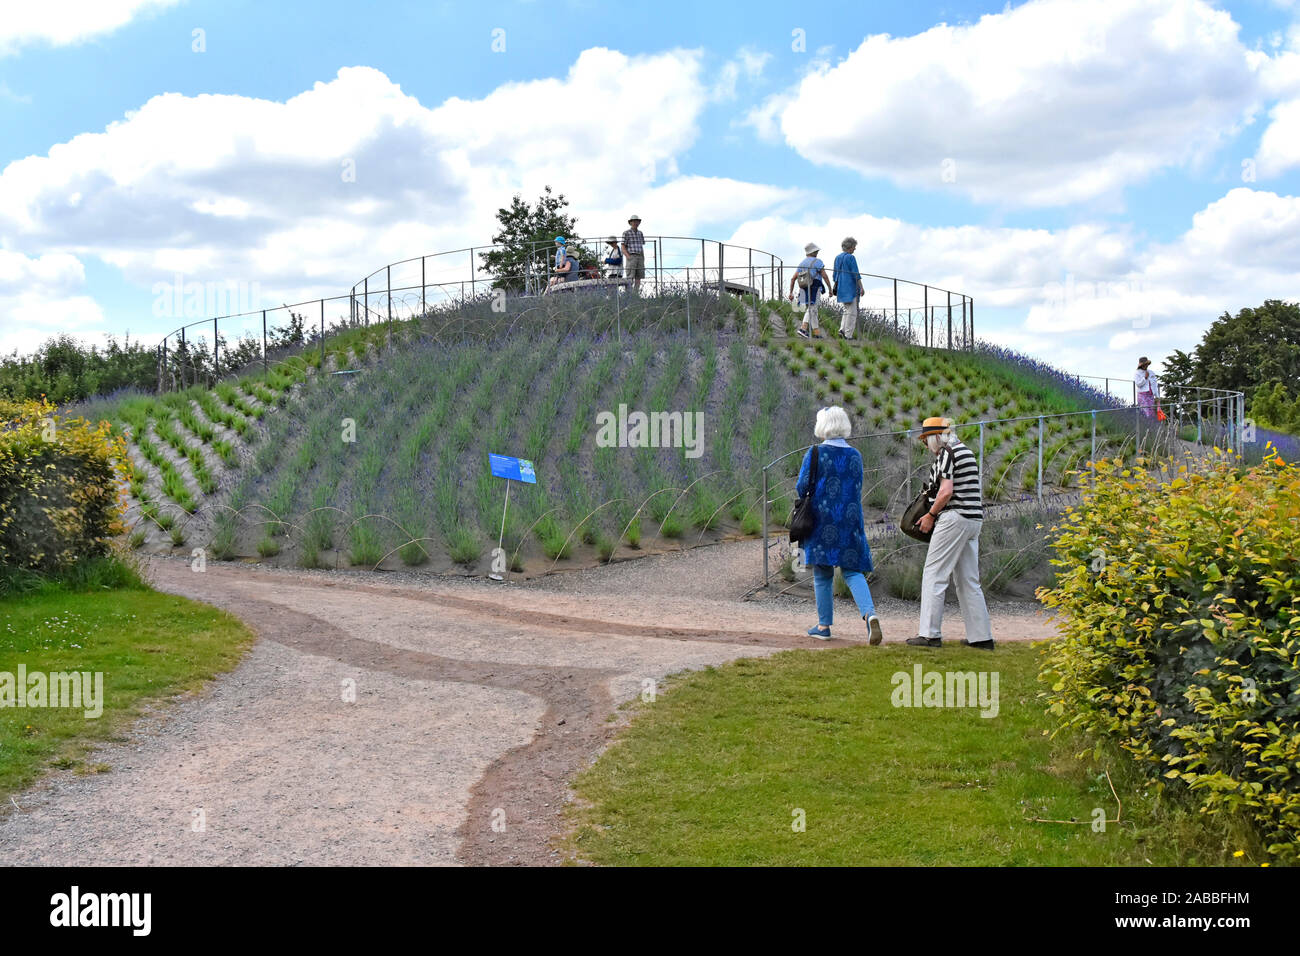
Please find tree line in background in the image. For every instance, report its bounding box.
[1,312,309,406]
[2,186,578,404]
[1160,299,1300,434]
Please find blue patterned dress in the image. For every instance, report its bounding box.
[794,440,872,573]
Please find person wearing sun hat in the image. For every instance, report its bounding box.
[904,416,994,650]
[787,241,833,338]
[546,236,578,291]
[620,215,646,291]
[1135,356,1161,419]
[603,236,623,279]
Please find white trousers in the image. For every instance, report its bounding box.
[839,299,859,336]
[802,299,821,330]
[918,512,992,643]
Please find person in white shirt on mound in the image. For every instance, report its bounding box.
[905,416,994,650]
[1135,356,1161,419]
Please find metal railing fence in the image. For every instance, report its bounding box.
[758,385,1247,588]
[152,237,978,389]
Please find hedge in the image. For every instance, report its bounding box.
[0,398,129,571]
[1038,448,1300,862]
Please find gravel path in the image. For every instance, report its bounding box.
[0,539,1059,866]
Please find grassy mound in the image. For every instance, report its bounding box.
[80,291,1164,577]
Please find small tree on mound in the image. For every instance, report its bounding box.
[479,186,578,293]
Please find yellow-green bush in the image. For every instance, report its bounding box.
[0,398,129,570]
[1038,449,1300,862]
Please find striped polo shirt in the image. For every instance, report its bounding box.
[927,439,983,520]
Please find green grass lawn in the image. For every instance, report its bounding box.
[570,643,1265,866]
[0,586,254,800]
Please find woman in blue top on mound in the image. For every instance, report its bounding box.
[794,406,883,644]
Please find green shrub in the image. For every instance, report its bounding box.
[0,399,129,571]
[1037,451,1300,862]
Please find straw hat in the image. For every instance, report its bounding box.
[918,416,951,442]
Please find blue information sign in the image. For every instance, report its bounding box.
[489,453,537,484]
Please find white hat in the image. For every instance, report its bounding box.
[804,242,820,255]
[628,214,642,222]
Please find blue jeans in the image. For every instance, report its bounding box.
[812,564,876,628]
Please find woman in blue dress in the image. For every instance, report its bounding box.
[793,406,883,644]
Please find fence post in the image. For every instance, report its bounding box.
[1235,391,1243,455]
[320,299,325,367]
[1037,416,1044,504]
[387,265,392,327]
[969,297,974,349]
[978,421,985,479]
[180,327,187,389]
[421,257,426,316]
[1135,402,1140,458]
[262,309,268,373]
[719,243,725,297]
[685,273,691,338]
[212,316,219,384]
[893,278,898,332]
[923,285,929,347]
[761,467,769,587]
[947,290,952,350]
[906,438,912,504]
[1088,410,1097,482]
[364,277,369,327]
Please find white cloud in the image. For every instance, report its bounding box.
[725,187,1300,376]
[751,0,1261,206]
[0,81,32,103]
[0,0,181,57]
[0,250,107,355]
[0,50,800,351]
[1254,24,1300,176]
[711,47,772,101]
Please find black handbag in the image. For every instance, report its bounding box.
[900,467,941,543]
[788,446,819,543]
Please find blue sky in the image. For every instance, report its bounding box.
[2,0,1299,377]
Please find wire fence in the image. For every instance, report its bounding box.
[152,236,976,389]
[757,385,1247,589]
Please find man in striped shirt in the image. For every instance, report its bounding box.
[620,215,646,292]
[905,417,994,650]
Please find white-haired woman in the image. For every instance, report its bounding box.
[905,417,994,649]
[832,237,865,339]
[793,406,883,643]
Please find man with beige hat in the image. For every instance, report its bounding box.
[620,215,646,292]
[904,416,994,650]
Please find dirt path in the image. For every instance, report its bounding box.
[0,540,1059,866]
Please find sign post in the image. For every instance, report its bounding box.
[487,453,537,581]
